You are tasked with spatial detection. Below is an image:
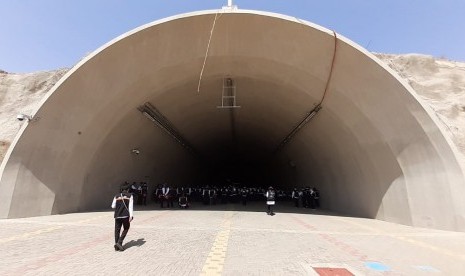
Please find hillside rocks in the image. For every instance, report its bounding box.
[0,68,68,161]
[375,54,465,162]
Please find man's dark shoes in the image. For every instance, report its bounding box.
[114,244,119,251]
[116,242,125,251]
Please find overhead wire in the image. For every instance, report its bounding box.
[197,10,225,93]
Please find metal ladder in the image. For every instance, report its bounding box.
[218,77,241,109]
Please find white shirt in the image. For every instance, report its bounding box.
[111,194,134,218]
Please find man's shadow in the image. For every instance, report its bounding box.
[124,238,146,250]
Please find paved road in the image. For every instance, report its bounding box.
[1,202,464,275]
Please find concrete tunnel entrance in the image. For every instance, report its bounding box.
[1,9,465,231]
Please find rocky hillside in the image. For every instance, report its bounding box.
[0,54,464,164]
[375,54,465,162]
[0,68,68,161]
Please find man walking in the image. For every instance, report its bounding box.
[111,183,134,251]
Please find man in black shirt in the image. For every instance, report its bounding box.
[111,184,134,251]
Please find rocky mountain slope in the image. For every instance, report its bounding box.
[376,54,465,164]
[1,54,464,165]
[0,69,68,161]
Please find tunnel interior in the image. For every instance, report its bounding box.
[82,66,405,223]
[83,74,326,200]
[2,10,465,231]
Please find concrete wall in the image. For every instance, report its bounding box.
[1,10,464,231]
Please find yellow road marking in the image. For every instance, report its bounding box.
[333,217,465,261]
[201,211,234,276]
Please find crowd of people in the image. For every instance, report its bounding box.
[291,187,320,209]
[120,181,321,210]
[152,184,293,208]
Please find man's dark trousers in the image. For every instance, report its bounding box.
[115,217,130,244]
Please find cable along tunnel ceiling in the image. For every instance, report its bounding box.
[1,10,465,231]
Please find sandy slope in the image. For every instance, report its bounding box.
[375,54,465,164]
[0,53,464,164]
[0,69,68,161]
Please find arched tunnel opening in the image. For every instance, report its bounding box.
[1,10,464,231]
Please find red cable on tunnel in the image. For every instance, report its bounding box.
[319,30,338,105]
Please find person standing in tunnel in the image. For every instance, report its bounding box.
[167,185,175,208]
[265,186,276,215]
[137,183,143,205]
[302,187,310,208]
[154,184,161,204]
[160,183,172,208]
[292,188,300,207]
[111,183,134,251]
[241,187,248,206]
[313,187,320,209]
[130,182,139,205]
[309,188,316,210]
[141,182,148,206]
[202,186,209,205]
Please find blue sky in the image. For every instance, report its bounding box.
[1,0,464,72]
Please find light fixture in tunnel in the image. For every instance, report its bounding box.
[142,111,156,122]
[274,104,322,153]
[131,148,140,155]
[138,102,199,157]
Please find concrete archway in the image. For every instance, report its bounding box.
[1,10,464,231]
